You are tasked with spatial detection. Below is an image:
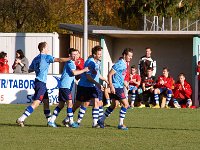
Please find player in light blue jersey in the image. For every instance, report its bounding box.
[16,42,70,127]
[47,48,88,128]
[71,46,107,128]
[98,48,133,130]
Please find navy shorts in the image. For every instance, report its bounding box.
[110,88,126,100]
[159,88,167,94]
[76,85,98,102]
[58,88,72,102]
[33,79,49,101]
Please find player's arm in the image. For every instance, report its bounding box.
[54,57,71,62]
[86,74,102,90]
[108,69,116,94]
[99,74,108,84]
[72,67,88,76]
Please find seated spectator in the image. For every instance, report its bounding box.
[173,73,192,108]
[128,65,141,108]
[141,67,156,107]
[0,51,9,73]
[153,67,174,108]
[12,49,29,73]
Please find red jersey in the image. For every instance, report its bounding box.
[173,80,192,99]
[156,75,174,89]
[129,74,141,87]
[75,57,84,70]
[0,58,9,73]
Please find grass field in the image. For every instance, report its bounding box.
[1,104,200,150]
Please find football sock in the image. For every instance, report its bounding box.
[99,106,104,119]
[166,90,172,105]
[119,107,127,126]
[77,105,87,124]
[19,105,34,121]
[50,106,61,123]
[100,106,114,122]
[154,94,159,104]
[44,109,51,122]
[67,107,74,124]
[92,108,99,126]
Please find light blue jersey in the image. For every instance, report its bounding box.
[79,57,100,87]
[112,59,127,88]
[29,54,54,83]
[60,60,76,90]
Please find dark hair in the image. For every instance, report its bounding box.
[178,73,185,78]
[68,48,78,55]
[131,65,136,69]
[0,51,7,59]
[92,45,102,55]
[163,67,169,72]
[122,48,133,56]
[38,42,47,52]
[16,49,25,59]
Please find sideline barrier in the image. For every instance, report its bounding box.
[0,74,70,105]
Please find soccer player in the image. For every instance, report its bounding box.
[97,48,133,130]
[16,42,70,127]
[128,65,141,108]
[153,67,174,108]
[47,48,88,128]
[173,73,192,108]
[141,67,156,107]
[138,47,156,79]
[63,46,107,128]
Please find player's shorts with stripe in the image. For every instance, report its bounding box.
[110,88,126,100]
[33,79,49,101]
[58,88,72,102]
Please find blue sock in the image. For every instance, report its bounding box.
[44,109,51,120]
[67,107,74,123]
[166,90,172,105]
[154,94,159,104]
[119,107,127,125]
[99,106,104,119]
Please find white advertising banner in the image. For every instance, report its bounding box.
[0,74,63,105]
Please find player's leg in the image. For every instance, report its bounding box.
[118,98,129,130]
[104,88,111,107]
[16,80,46,127]
[48,101,65,127]
[43,91,51,122]
[97,98,116,128]
[166,89,173,106]
[152,88,161,108]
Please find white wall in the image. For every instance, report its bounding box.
[0,33,59,74]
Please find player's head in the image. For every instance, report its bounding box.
[122,48,133,62]
[131,65,137,74]
[145,47,152,58]
[0,51,7,59]
[92,45,102,60]
[147,67,153,77]
[162,67,169,77]
[178,73,185,83]
[38,42,48,54]
[68,48,78,61]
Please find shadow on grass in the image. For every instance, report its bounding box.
[0,123,48,128]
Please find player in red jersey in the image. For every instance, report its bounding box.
[153,67,174,108]
[128,65,141,107]
[173,73,192,108]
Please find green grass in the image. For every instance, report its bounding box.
[1,104,200,150]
